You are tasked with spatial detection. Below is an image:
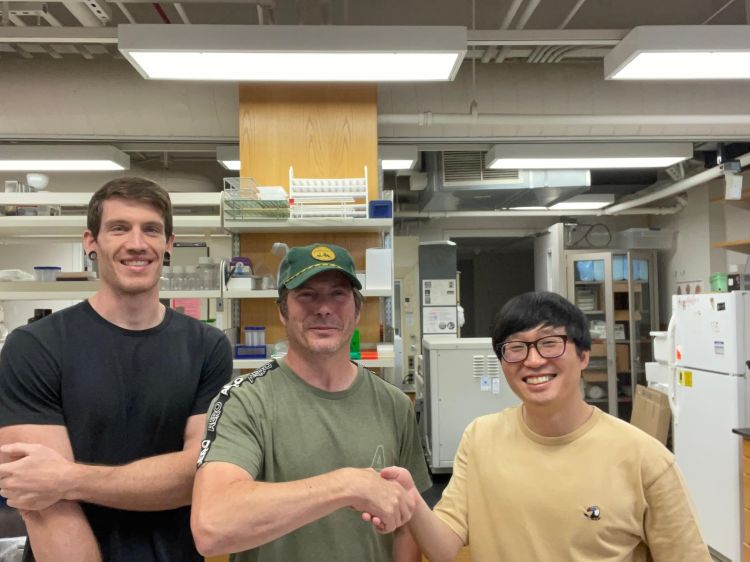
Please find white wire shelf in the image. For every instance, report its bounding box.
[222,217,392,233]
[0,281,221,301]
[0,215,223,237]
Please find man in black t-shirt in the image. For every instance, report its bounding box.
[0,177,232,562]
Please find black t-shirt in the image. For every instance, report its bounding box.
[0,301,233,562]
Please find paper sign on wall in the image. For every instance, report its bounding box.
[422,279,457,306]
[422,306,457,334]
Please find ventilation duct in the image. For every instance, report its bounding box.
[418,151,591,212]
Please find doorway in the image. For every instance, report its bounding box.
[454,236,535,338]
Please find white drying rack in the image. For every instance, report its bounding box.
[288,166,368,219]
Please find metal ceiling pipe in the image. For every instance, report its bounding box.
[378,113,750,126]
[604,151,750,214]
[500,0,524,29]
[558,0,588,29]
[514,0,540,29]
[395,203,683,219]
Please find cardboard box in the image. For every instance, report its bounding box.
[616,343,629,372]
[630,385,671,445]
[590,342,606,357]
[582,370,608,382]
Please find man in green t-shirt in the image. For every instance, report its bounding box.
[191,243,431,562]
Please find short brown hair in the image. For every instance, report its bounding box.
[277,285,364,319]
[87,177,173,240]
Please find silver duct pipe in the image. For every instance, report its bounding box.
[604,152,750,214]
[379,112,750,127]
[395,201,684,219]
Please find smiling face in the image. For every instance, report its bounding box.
[84,197,174,297]
[280,269,360,358]
[499,323,589,410]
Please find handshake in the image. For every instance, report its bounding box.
[349,465,420,534]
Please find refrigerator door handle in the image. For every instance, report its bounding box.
[667,313,679,423]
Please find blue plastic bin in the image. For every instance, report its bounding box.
[368,200,393,219]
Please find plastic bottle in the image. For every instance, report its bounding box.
[160,265,171,291]
[198,257,215,290]
[171,265,185,291]
[185,265,199,290]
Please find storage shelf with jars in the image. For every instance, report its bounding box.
[566,250,658,421]
[0,192,224,238]
[0,282,222,301]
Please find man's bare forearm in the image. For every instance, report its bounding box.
[22,501,101,562]
[66,449,196,511]
[407,498,464,562]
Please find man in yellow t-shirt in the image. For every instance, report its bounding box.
[367,291,711,562]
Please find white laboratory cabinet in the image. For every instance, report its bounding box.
[419,336,520,473]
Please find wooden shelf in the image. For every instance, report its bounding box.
[614,310,642,321]
[713,239,750,255]
[613,282,643,293]
[224,218,392,233]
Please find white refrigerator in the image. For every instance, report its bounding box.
[669,291,750,561]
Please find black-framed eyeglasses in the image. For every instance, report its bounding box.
[496,335,568,363]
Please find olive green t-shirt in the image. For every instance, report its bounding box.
[199,359,431,562]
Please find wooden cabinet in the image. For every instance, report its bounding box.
[566,250,659,420]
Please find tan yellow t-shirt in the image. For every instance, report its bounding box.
[434,406,711,562]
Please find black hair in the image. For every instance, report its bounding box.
[491,291,591,358]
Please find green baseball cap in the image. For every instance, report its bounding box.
[278,243,362,292]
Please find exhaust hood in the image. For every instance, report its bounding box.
[418,152,591,212]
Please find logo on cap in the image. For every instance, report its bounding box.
[311,246,336,262]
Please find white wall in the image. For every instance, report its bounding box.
[653,185,713,322]
[0,58,238,141]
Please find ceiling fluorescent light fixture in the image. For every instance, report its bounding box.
[0,145,130,171]
[216,145,240,171]
[380,145,418,171]
[486,142,692,169]
[605,26,750,80]
[118,24,466,82]
[550,194,615,210]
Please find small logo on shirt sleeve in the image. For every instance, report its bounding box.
[583,505,601,521]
